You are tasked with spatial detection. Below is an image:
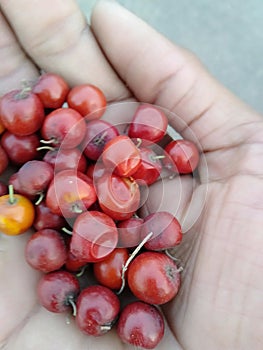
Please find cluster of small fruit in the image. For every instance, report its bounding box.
[0,73,200,349]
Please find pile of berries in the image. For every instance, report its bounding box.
[0,73,200,349]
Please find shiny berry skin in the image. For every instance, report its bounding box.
[67,84,106,121]
[132,147,162,185]
[46,170,97,218]
[25,229,67,273]
[163,139,200,174]
[96,173,140,221]
[1,131,40,165]
[82,119,119,160]
[37,270,80,313]
[0,90,45,136]
[76,285,120,336]
[141,211,182,251]
[43,147,87,173]
[41,108,86,149]
[102,135,141,177]
[17,160,54,197]
[32,73,69,109]
[70,210,118,263]
[128,104,168,143]
[93,248,129,290]
[117,301,165,349]
[33,201,66,231]
[65,252,87,272]
[0,145,9,175]
[127,251,181,305]
[117,217,143,248]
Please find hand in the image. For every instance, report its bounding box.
[0,1,262,349]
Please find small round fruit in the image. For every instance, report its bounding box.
[46,170,97,218]
[93,248,129,290]
[0,89,45,136]
[128,104,168,143]
[96,173,140,221]
[163,139,200,174]
[41,108,86,149]
[117,301,165,349]
[17,160,54,196]
[127,251,181,305]
[101,135,141,177]
[1,131,40,165]
[32,73,69,108]
[76,285,120,336]
[70,210,118,263]
[141,211,182,251]
[67,84,106,120]
[25,229,67,273]
[82,119,119,161]
[37,270,80,313]
[0,187,35,235]
[33,201,66,231]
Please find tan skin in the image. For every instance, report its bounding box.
[0,1,263,349]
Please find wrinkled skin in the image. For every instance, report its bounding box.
[0,1,262,349]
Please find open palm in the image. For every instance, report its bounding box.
[0,1,262,349]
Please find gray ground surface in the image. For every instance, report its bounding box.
[78,0,263,114]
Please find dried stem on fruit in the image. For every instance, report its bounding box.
[116,231,153,295]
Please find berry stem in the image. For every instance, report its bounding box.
[67,297,77,317]
[116,231,153,295]
[62,227,73,235]
[36,145,55,152]
[35,192,45,206]
[8,184,15,205]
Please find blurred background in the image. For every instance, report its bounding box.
[77,0,263,114]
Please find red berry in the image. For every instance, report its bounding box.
[37,270,80,313]
[82,119,119,161]
[76,285,120,336]
[128,104,168,143]
[96,173,140,221]
[117,301,165,349]
[1,131,40,165]
[32,73,69,109]
[132,147,162,185]
[67,84,106,121]
[0,89,45,136]
[25,229,67,273]
[127,251,181,305]
[93,248,129,290]
[141,211,182,251]
[163,139,200,174]
[33,201,66,231]
[17,160,54,197]
[102,135,141,177]
[41,108,86,149]
[46,169,97,218]
[70,210,118,263]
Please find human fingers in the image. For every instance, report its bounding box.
[0,0,130,101]
[0,11,38,95]
[91,1,262,153]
